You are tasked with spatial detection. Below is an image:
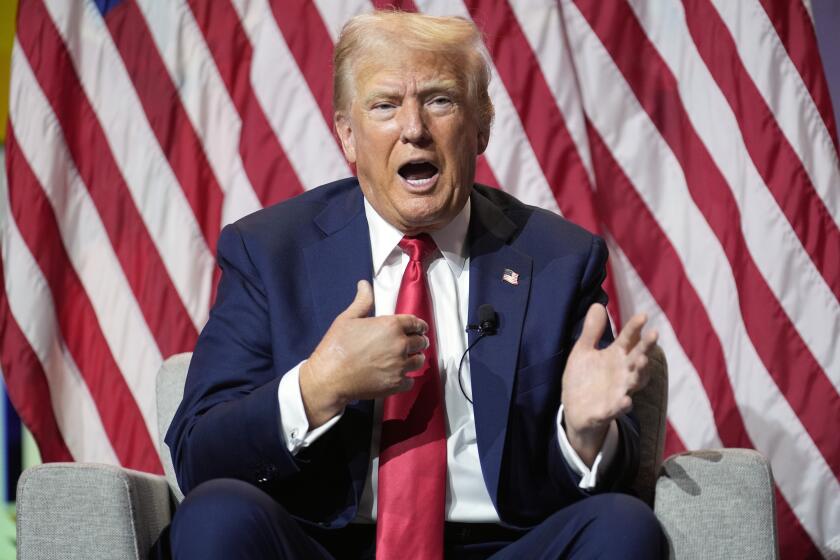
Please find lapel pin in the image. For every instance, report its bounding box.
[502,268,519,286]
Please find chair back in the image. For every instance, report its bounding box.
[156,352,190,503]
[154,349,668,505]
[631,345,668,505]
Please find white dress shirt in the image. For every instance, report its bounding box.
[275,196,618,522]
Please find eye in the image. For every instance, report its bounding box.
[429,96,453,107]
[371,101,396,111]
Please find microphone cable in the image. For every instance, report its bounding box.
[457,304,498,404]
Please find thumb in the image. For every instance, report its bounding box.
[341,279,374,319]
[577,304,607,348]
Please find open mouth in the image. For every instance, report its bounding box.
[398,161,439,188]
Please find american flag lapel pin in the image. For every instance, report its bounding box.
[502,268,519,286]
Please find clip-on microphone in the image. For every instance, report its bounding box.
[458,304,498,404]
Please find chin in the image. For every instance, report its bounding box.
[395,204,448,232]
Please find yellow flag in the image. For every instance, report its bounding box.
[0,0,18,144]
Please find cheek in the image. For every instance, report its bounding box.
[441,129,478,169]
[358,133,399,168]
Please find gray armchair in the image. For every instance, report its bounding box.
[17,350,778,559]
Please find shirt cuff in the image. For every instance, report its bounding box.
[556,405,619,489]
[277,361,343,454]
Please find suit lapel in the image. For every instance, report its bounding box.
[467,190,533,508]
[303,186,373,334]
[302,185,374,517]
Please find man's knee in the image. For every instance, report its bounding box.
[174,479,280,532]
[503,494,665,559]
[170,478,291,557]
[575,493,665,558]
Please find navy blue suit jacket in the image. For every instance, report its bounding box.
[166,178,640,529]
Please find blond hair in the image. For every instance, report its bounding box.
[333,10,494,136]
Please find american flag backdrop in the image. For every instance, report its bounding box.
[1,0,838,557]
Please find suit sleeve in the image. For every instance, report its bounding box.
[547,235,641,498]
[165,223,306,494]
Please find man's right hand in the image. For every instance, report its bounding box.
[299,279,429,428]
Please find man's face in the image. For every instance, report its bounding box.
[335,50,488,234]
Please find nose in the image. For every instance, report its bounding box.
[398,100,431,145]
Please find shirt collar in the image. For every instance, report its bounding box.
[363,195,471,278]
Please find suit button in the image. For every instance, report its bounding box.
[255,463,277,485]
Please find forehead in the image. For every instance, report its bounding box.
[352,49,464,94]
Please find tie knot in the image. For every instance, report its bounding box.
[399,234,437,263]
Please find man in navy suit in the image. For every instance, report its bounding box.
[163,10,664,560]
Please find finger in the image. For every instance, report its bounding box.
[642,331,659,356]
[624,356,647,393]
[625,335,649,366]
[626,373,652,396]
[616,395,633,415]
[577,304,608,348]
[395,314,428,335]
[395,377,415,393]
[404,334,429,355]
[626,330,658,369]
[615,313,647,351]
[340,280,375,319]
[633,353,649,373]
[403,353,426,377]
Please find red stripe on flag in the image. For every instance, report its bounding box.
[758,0,840,155]
[6,126,161,473]
[186,0,304,206]
[774,486,823,560]
[0,262,74,463]
[577,0,840,481]
[684,0,840,304]
[663,421,686,459]
[475,155,500,189]
[104,0,223,254]
[16,0,199,361]
[372,0,418,10]
[586,120,820,558]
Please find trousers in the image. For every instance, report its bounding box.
[157,478,666,559]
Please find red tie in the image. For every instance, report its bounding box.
[376,234,447,560]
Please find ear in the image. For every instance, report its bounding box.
[334,112,357,164]
[477,126,489,156]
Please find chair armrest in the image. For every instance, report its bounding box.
[17,463,173,560]
[654,449,779,560]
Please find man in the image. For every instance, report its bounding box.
[163,10,664,559]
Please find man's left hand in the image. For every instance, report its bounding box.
[561,304,658,467]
